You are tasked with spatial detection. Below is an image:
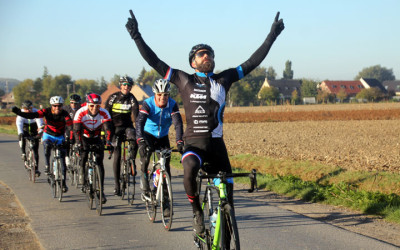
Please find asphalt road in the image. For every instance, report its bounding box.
[0,133,397,249]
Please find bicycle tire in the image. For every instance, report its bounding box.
[57,159,63,202]
[161,171,173,231]
[127,159,135,205]
[74,162,80,188]
[86,164,93,210]
[120,161,127,200]
[202,188,214,250]
[28,150,36,183]
[93,165,103,215]
[221,204,240,250]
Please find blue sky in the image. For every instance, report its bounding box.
[1,0,399,82]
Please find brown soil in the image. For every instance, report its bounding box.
[0,181,42,250]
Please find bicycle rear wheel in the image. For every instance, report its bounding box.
[221,204,240,250]
[93,166,103,215]
[50,176,57,198]
[127,159,135,205]
[161,171,173,231]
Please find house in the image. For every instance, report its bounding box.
[0,91,15,109]
[382,80,400,96]
[360,78,387,93]
[319,80,364,97]
[100,83,154,107]
[258,79,302,100]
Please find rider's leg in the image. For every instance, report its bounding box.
[18,133,26,160]
[139,146,151,191]
[43,140,51,173]
[33,139,40,171]
[112,137,122,194]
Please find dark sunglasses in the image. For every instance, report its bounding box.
[156,93,169,97]
[121,82,133,86]
[89,104,100,108]
[195,50,214,58]
[52,104,63,108]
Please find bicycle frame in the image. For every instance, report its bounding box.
[195,169,258,250]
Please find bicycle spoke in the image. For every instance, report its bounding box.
[161,172,173,231]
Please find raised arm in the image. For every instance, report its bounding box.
[125,10,171,77]
[240,12,285,76]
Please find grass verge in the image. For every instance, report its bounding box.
[0,125,17,135]
[170,152,400,224]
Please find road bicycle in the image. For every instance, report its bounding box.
[23,136,39,183]
[82,144,104,216]
[68,143,81,188]
[193,167,257,250]
[47,143,65,202]
[110,135,136,204]
[141,147,178,231]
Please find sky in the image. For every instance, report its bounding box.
[1,0,399,83]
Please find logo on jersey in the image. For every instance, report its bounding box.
[190,93,206,99]
[195,106,205,114]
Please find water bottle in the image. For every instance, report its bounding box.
[88,168,93,184]
[210,209,218,235]
[153,169,160,188]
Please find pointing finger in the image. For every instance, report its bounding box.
[275,12,280,22]
[129,9,134,18]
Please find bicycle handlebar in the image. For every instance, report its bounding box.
[198,169,258,193]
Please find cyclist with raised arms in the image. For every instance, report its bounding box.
[125,10,284,234]
[16,100,44,176]
[105,75,139,196]
[12,96,73,193]
[64,94,82,167]
[136,79,184,201]
[73,93,112,204]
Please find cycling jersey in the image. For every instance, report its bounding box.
[64,105,81,140]
[136,96,183,141]
[16,107,72,137]
[16,108,44,136]
[133,32,277,139]
[105,91,139,128]
[73,106,112,140]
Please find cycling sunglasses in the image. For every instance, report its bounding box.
[121,82,133,86]
[195,50,214,58]
[89,104,100,108]
[52,104,63,108]
[156,93,169,97]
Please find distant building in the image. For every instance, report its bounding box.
[360,78,387,93]
[319,80,363,97]
[258,79,302,100]
[0,91,15,109]
[382,80,400,96]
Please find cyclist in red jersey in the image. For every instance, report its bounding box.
[12,96,73,192]
[74,93,112,204]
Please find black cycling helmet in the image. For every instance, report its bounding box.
[21,100,33,109]
[188,44,214,67]
[69,94,82,103]
[119,75,134,86]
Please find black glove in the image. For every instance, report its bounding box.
[269,12,285,39]
[138,138,148,156]
[125,10,140,40]
[11,106,20,115]
[35,133,42,140]
[177,141,184,154]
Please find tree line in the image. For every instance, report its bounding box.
[12,64,396,107]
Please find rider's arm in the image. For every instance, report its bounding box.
[239,12,284,77]
[102,121,112,141]
[73,112,82,143]
[34,108,45,133]
[16,115,24,135]
[12,107,41,119]
[135,101,150,143]
[130,95,139,123]
[171,102,183,142]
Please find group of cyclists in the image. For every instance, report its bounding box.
[13,9,284,235]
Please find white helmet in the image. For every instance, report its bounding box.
[152,79,171,94]
[50,96,64,105]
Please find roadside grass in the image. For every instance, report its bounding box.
[0,124,17,134]
[170,152,400,224]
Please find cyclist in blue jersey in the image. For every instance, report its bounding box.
[126,10,284,234]
[136,79,183,195]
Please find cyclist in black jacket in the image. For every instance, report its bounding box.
[105,76,139,196]
[64,94,82,167]
[125,10,284,234]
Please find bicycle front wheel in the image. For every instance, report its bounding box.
[93,166,103,215]
[57,159,63,202]
[120,161,127,200]
[28,150,36,183]
[221,204,240,250]
[161,171,173,231]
